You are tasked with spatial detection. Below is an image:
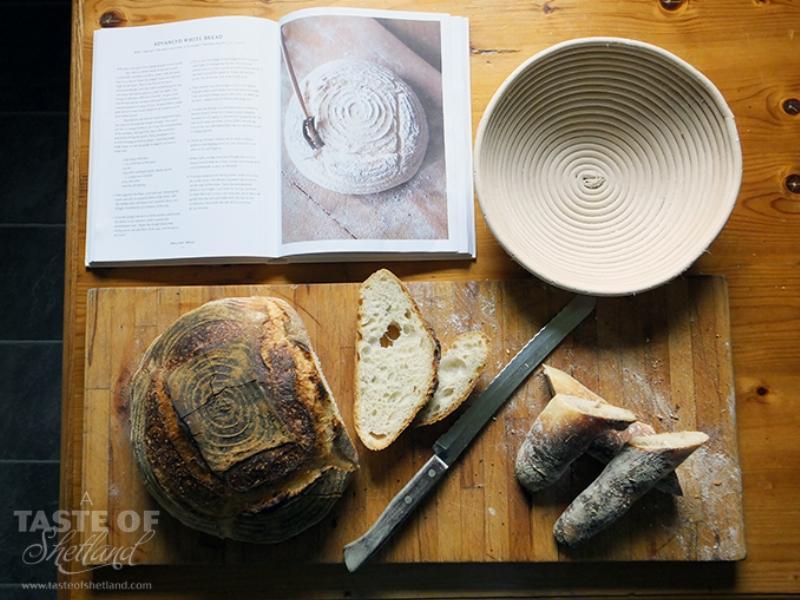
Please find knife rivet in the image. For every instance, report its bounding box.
[404,495,413,505]
[428,469,437,478]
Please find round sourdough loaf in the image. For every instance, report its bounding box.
[284,59,429,195]
[129,296,358,543]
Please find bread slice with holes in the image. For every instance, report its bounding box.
[354,269,440,450]
[415,331,490,427]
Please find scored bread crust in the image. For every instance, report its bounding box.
[354,269,441,450]
[129,296,358,543]
[415,331,489,427]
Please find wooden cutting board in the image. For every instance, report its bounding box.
[81,276,744,565]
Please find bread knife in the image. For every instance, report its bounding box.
[343,294,597,572]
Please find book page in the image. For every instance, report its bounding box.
[86,17,281,265]
[276,8,472,258]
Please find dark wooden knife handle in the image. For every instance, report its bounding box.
[343,455,448,572]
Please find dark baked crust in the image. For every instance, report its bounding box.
[129,297,358,543]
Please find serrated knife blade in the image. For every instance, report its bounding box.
[343,294,596,572]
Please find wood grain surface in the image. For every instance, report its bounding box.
[80,278,743,566]
[61,0,800,597]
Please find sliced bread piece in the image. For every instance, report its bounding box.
[415,331,490,427]
[354,269,440,450]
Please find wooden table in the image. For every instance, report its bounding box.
[61,0,800,597]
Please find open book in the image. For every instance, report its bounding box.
[86,8,473,266]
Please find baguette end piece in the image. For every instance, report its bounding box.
[554,430,708,546]
[515,394,638,493]
[543,363,684,496]
[542,363,606,404]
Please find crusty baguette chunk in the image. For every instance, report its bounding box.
[515,394,637,493]
[554,431,708,546]
[415,331,489,427]
[542,364,683,496]
[542,364,605,403]
[354,269,440,450]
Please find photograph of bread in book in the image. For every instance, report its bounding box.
[84,8,473,267]
[280,15,448,243]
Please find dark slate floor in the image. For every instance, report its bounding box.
[0,1,70,595]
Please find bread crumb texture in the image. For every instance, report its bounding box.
[416,331,489,426]
[355,270,438,449]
